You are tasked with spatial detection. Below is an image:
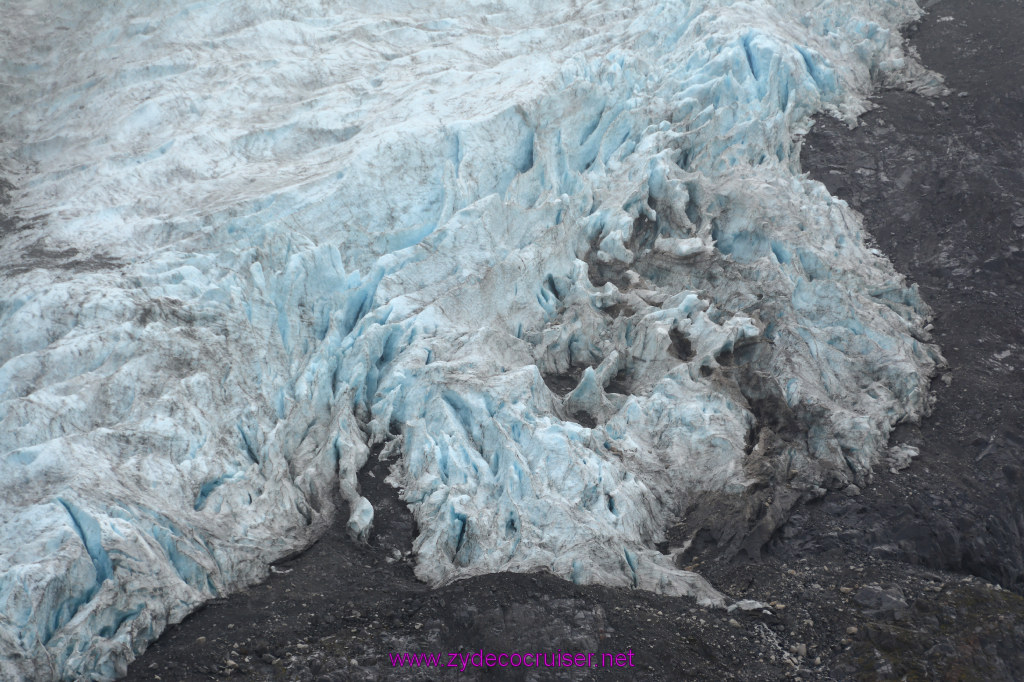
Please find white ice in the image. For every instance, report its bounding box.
[0,0,943,679]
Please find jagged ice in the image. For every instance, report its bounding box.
[0,0,944,679]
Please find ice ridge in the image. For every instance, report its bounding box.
[0,0,943,679]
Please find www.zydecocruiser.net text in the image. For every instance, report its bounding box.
[389,650,637,671]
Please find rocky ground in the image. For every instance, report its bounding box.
[124,1,1024,679]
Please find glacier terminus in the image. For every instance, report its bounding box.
[0,0,945,679]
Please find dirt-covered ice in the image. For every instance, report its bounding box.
[0,1,943,679]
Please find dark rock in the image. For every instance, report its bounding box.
[854,586,910,621]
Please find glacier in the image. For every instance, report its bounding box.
[0,0,945,679]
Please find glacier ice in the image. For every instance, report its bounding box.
[0,0,944,679]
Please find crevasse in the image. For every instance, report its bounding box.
[0,1,943,679]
